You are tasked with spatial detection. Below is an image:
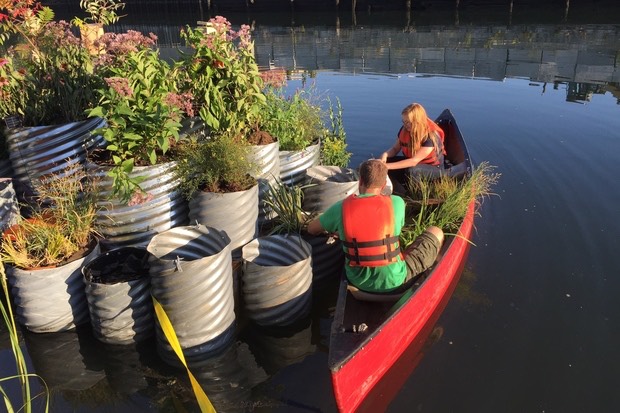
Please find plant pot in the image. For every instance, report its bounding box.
[279,141,321,186]
[5,118,105,206]
[5,239,100,333]
[241,234,313,327]
[302,233,345,287]
[87,160,189,249]
[302,165,359,214]
[83,247,154,345]
[247,140,280,226]
[148,224,236,367]
[0,178,19,232]
[188,183,259,260]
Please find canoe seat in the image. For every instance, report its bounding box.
[347,284,405,302]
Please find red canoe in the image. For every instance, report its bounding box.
[328,109,475,412]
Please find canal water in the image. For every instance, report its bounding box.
[2,2,620,412]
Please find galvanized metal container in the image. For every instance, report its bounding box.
[302,165,359,214]
[83,247,154,345]
[248,141,280,226]
[0,158,13,178]
[88,161,189,249]
[6,242,100,333]
[0,178,19,232]
[148,224,236,366]
[302,234,345,286]
[188,184,259,259]
[242,234,313,327]
[5,118,105,205]
[279,142,320,186]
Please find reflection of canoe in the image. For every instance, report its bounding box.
[328,109,475,412]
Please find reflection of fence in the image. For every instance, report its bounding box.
[115,22,620,85]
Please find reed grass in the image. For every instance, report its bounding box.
[399,162,500,248]
[0,264,49,413]
[262,180,313,235]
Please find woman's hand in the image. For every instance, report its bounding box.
[380,152,388,163]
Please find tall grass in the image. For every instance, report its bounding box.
[400,162,500,248]
[262,180,313,235]
[0,164,98,269]
[0,264,49,413]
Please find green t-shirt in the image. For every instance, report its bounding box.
[319,194,407,292]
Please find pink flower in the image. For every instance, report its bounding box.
[0,58,8,67]
[105,77,133,97]
[164,92,194,117]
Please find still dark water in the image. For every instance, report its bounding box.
[3,2,620,412]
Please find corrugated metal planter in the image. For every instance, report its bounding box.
[148,224,236,366]
[23,328,105,391]
[5,118,105,204]
[188,184,258,259]
[302,234,345,287]
[88,161,189,249]
[242,234,313,327]
[302,165,359,214]
[6,241,100,333]
[0,158,13,178]
[279,141,320,186]
[83,247,154,345]
[248,141,280,226]
[0,178,19,232]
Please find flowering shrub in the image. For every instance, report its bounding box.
[0,2,99,125]
[89,47,191,201]
[176,16,265,135]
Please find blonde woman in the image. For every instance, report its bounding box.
[380,103,446,188]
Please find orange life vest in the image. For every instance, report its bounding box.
[398,118,446,165]
[342,195,401,267]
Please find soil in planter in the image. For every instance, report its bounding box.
[85,248,150,285]
[247,130,275,145]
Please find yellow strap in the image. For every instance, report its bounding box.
[152,296,216,413]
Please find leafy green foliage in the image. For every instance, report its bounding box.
[320,97,351,167]
[89,48,185,201]
[74,0,125,26]
[261,88,324,151]
[0,16,99,125]
[175,131,257,195]
[177,17,266,135]
[0,164,99,269]
[399,162,500,248]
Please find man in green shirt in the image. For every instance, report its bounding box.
[307,159,443,293]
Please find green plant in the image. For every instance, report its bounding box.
[0,164,98,269]
[177,16,265,135]
[88,47,189,201]
[1,3,99,126]
[320,97,351,167]
[262,180,313,235]
[399,162,500,248]
[73,0,125,26]
[175,130,257,195]
[261,88,324,151]
[1,264,50,413]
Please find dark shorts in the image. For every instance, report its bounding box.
[398,231,441,290]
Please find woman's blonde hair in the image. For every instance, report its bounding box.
[402,103,439,155]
